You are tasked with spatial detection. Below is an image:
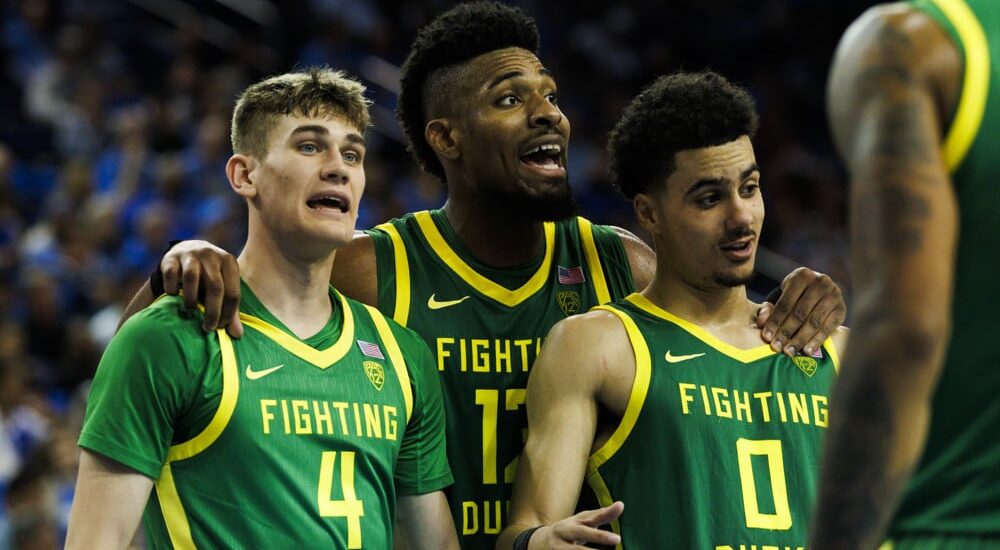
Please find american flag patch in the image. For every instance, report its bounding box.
[557,265,586,285]
[357,340,385,360]
[809,347,824,359]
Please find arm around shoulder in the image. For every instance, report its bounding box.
[330,231,379,307]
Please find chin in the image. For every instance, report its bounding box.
[499,184,577,222]
[713,270,754,288]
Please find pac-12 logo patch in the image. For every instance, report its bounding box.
[364,361,385,390]
[793,356,818,377]
[557,290,581,316]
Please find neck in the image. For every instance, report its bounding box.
[238,227,336,339]
[642,269,759,345]
[441,196,546,268]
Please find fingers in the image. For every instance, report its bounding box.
[160,253,182,295]
[200,266,225,333]
[550,522,621,548]
[765,269,844,356]
[578,501,624,528]
[219,256,242,336]
[755,302,773,329]
[226,308,244,339]
[180,255,203,311]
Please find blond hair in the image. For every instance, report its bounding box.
[231,67,371,158]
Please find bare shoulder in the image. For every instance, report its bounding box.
[607,225,655,291]
[535,308,633,384]
[830,325,850,359]
[330,231,378,306]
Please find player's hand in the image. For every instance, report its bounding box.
[527,502,623,549]
[160,240,243,338]
[756,267,845,358]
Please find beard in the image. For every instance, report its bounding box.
[713,269,754,288]
[486,180,577,222]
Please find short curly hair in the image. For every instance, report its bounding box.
[397,1,539,182]
[608,71,759,199]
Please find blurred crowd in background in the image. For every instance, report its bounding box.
[0,0,873,547]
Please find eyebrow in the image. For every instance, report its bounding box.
[290,125,367,148]
[685,163,760,196]
[486,67,553,90]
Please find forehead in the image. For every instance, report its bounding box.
[461,47,551,89]
[268,113,364,143]
[668,136,756,186]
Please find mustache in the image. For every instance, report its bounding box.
[718,227,756,246]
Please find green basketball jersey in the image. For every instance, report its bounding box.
[367,209,634,548]
[589,294,839,549]
[79,283,451,549]
[892,0,1000,537]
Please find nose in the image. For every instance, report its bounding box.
[727,193,756,229]
[529,95,563,128]
[321,152,350,184]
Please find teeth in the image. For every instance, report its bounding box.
[523,143,562,155]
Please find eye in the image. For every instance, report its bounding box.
[740,182,760,197]
[546,92,559,105]
[497,94,520,107]
[696,193,721,208]
[343,150,362,163]
[298,142,320,154]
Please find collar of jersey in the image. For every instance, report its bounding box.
[237,284,355,369]
[414,210,556,307]
[625,293,775,364]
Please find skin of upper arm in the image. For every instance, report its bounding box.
[828,4,958,363]
[612,225,655,291]
[506,311,630,528]
[394,491,458,550]
[66,450,154,550]
[330,231,379,306]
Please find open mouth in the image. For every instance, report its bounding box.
[519,143,564,173]
[720,238,754,260]
[306,194,349,213]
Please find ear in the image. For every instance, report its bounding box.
[226,154,258,198]
[633,192,661,236]
[425,118,460,161]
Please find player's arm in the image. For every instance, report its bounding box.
[496,312,627,550]
[809,6,959,549]
[394,491,458,550]
[328,231,379,306]
[65,450,153,549]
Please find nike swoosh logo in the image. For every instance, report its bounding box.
[245,364,285,380]
[427,294,471,310]
[664,351,705,364]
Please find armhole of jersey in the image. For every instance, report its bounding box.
[366,305,414,422]
[578,217,612,304]
[585,470,623,549]
[822,336,841,374]
[155,328,238,550]
[930,0,991,171]
[587,305,652,473]
[374,223,411,326]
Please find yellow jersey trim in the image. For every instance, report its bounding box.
[414,210,556,307]
[155,463,196,550]
[587,305,651,474]
[932,0,990,171]
[156,329,239,548]
[823,336,841,374]
[238,291,355,369]
[375,222,412,326]
[578,218,612,305]
[366,305,414,422]
[166,329,239,462]
[626,293,776,363]
[584,470,623,550]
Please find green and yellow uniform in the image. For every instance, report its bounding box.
[367,209,633,548]
[885,0,1000,545]
[589,294,839,549]
[79,282,451,549]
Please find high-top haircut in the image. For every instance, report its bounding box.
[231,67,371,158]
[397,1,539,182]
[608,70,759,199]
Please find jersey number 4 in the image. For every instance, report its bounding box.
[318,451,365,548]
[736,438,792,530]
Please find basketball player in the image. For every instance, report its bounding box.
[811,1,1000,548]
[120,4,847,547]
[498,71,849,549]
[65,69,457,549]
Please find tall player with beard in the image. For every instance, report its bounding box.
[498,72,849,549]
[118,3,848,547]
